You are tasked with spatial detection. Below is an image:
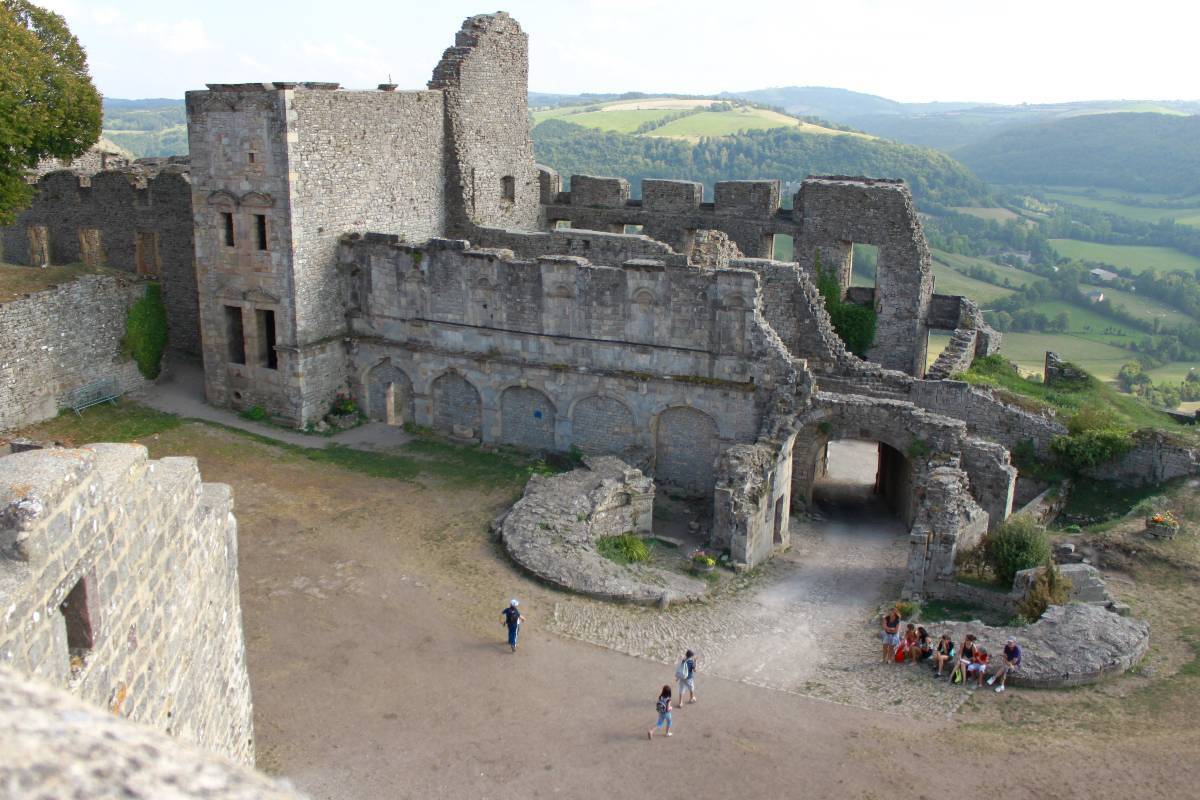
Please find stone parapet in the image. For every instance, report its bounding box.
[0,444,253,764]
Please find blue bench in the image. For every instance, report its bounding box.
[69,378,122,415]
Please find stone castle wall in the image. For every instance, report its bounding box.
[1,166,200,354]
[0,444,254,764]
[0,274,147,432]
[340,234,802,496]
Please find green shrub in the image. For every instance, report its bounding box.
[815,255,876,357]
[239,405,268,422]
[122,283,168,379]
[982,514,1051,586]
[1051,427,1134,471]
[1015,560,1072,621]
[894,599,920,619]
[596,533,650,564]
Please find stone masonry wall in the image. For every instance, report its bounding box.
[340,235,803,495]
[1,166,200,354]
[0,274,147,432]
[0,665,301,799]
[0,444,254,764]
[432,13,539,234]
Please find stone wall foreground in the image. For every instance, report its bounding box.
[0,273,147,432]
[0,444,254,764]
[0,665,302,799]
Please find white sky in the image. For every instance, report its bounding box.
[39,0,1200,104]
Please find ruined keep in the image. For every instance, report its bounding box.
[0,11,1044,596]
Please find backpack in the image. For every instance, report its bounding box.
[504,607,519,626]
[675,659,690,681]
[656,695,669,714]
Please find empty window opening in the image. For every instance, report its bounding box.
[773,233,794,262]
[248,151,256,164]
[221,212,235,247]
[78,228,103,267]
[254,214,268,251]
[27,225,49,266]
[772,495,786,545]
[256,309,277,369]
[59,576,95,671]
[225,306,246,365]
[553,220,571,229]
[624,224,644,235]
[812,439,914,527]
[501,175,515,202]
[851,243,879,288]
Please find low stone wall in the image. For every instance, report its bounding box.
[1084,429,1200,486]
[0,665,300,799]
[497,456,708,605]
[0,273,147,431]
[0,444,254,764]
[935,604,1148,688]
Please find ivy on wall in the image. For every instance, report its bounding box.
[814,254,876,357]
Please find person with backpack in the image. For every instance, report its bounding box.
[675,649,697,705]
[501,599,524,653]
[648,685,673,739]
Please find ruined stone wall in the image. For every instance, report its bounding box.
[340,235,802,496]
[0,666,301,799]
[469,225,680,265]
[0,444,254,764]
[542,173,934,375]
[0,274,147,431]
[902,459,990,598]
[1084,430,1200,485]
[432,13,539,234]
[1,167,200,354]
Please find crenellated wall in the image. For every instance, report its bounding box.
[0,444,254,764]
[1,166,200,354]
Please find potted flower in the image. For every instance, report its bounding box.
[1145,510,1180,539]
[690,549,717,575]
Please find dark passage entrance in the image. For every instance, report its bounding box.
[812,439,913,525]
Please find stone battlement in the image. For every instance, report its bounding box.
[0,444,254,764]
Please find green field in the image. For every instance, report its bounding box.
[1044,187,1200,228]
[948,206,1021,223]
[530,109,672,134]
[1093,285,1194,329]
[993,332,1133,380]
[1049,239,1200,274]
[929,262,1014,304]
[648,109,798,138]
[932,251,1036,289]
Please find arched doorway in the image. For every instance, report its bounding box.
[809,439,914,525]
[366,361,413,426]
[654,406,719,496]
[431,372,482,439]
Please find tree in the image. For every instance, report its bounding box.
[0,0,101,223]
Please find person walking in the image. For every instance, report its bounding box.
[501,599,524,653]
[987,638,1022,693]
[648,685,673,739]
[675,650,698,705]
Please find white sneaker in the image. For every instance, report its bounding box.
[986,676,996,685]
[995,685,1005,693]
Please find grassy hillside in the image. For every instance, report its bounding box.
[1049,239,1200,274]
[1042,187,1200,229]
[102,98,187,157]
[958,112,1200,194]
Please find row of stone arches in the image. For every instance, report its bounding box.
[363,361,722,494]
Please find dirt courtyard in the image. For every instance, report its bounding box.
[20,414,1200,799]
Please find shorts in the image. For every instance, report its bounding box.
[881,632,900,647]
[677,678,695,694]
[656,711,672,728]
[917,648,933,661]
[967,662,986,674]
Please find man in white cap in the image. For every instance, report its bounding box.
[501,599,525,653]
[988,638,1022,692]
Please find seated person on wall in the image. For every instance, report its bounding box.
[986,638,1022,693]
[932,633,955,678]
[967,647,990,688]
[909,626,933,664]
[950,634,978,684]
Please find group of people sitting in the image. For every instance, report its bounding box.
[880,606,1022,693]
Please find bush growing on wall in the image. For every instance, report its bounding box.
[814,254,876,356]
[122,283,168,379]
[1050,403,1134,472]
[981,513,1051,586]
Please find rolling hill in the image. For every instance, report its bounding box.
[957,113,1200,194]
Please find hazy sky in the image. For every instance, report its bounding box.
[40,0,1200,104]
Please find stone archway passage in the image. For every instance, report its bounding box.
[571,395,635,455]
[500,386,556,450]
[366,362,413,426]
[431,373,482,439]
[655,406,719,496]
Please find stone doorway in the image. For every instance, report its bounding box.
[812,439,914,526]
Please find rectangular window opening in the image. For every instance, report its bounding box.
[256,309,277,370]
[221,212,235,247]
[59,577,95,670]
[501,175,515,202]
[255,214,268,251]
[624,224,644,235]
[225,306,246,365]
[773,233,794,262]
[135,231,158,276]
[248,151,256,164]
[553,220,571,230]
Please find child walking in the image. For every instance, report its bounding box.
[648,685,672,739]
